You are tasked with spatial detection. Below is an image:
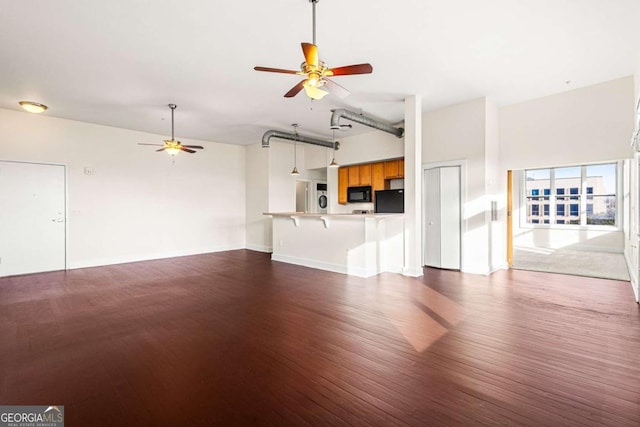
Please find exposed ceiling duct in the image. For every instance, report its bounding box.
[261,129,339,150]
[330,108,404,138]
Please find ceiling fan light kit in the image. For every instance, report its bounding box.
[138,104,204,156]
[253,0,373,100]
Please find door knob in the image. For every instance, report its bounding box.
[52,218,64,223]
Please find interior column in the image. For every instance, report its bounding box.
[403,95,423,277]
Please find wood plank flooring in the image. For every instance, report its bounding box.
[1,250,639,426]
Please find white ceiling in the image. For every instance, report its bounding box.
[1,0,639,145]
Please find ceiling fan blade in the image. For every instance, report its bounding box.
[180,147,196,153]
[327,63,373,76]
[138,143,165,146]
[323,78,350,99]
[254,66,299,74]
[284,80,307,98]
[156,147,167,152]
[182,145,204,149]
[301,43,318,67]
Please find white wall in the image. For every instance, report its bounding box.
[500,77,635,256]
[500,77,634,170]
[629,55,640,300]
[245,143,270,252]
[423,98,492,274]
[0,108,246,269]
[485,99,503,271]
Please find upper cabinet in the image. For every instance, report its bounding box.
[384,159,404,179]
[371,162,385,195]
[338,167,349,204]
[348,164,372,187]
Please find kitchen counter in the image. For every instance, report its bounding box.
[264,212,404,277]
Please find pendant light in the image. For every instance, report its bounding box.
[291,123,300,176]
[329,130,339,168]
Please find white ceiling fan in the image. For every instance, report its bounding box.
[138,104,204,155]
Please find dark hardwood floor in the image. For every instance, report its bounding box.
[1,250,639,426]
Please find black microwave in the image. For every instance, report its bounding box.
[347,186,372,203]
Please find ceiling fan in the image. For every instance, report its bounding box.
[253,0,373,100]
[138,104,204,155]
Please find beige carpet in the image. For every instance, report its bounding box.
[513,248,630,281]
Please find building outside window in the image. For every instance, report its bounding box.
[524,163,617,227]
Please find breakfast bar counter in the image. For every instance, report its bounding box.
[264,212,404,277]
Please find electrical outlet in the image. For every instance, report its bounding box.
[279,240,283,247]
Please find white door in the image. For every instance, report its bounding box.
[423,166,461,269]
[0,161,66,276]
[424,168,442,267]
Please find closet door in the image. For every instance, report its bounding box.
[424,168,442,267]
[439,166,461,269]
[423,166,461,269]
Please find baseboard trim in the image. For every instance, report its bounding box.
[68,245,246,270]
[624,249,639,302]
[402,266,424,277]
[271,253,380,278]
[245,244,273,253]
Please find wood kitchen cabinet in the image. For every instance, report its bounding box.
[371,162,385,197]
[359,163,372,185]
[384,159,404,179]
[348,165,360,187]
[348,164,372,187]
[338,167,348,204]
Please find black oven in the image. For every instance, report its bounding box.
[347,186,372,203]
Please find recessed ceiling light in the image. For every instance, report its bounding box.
[19,101,48,114]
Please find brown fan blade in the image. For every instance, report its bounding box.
[182,145,204,149]
[301,43,318,67]
[138,143,165,146]
[180,147,196,153]
[323,78,350,99]
[254,66,299,74]
[327,63,373,76]
[156,148,167,152]
[284,80,307,98]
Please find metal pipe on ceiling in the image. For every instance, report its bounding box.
[261,129,339,150]
[330,108,404,138]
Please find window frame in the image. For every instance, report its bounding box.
[520,162,620,231]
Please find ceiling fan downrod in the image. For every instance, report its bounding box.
[310,0,318,45]
[168,103,177,141]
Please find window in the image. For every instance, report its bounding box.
[570,187,579,201]
[569,204,579,216]
[585,164,616,225]
[525,169,549,224]
[524,163,617,227]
